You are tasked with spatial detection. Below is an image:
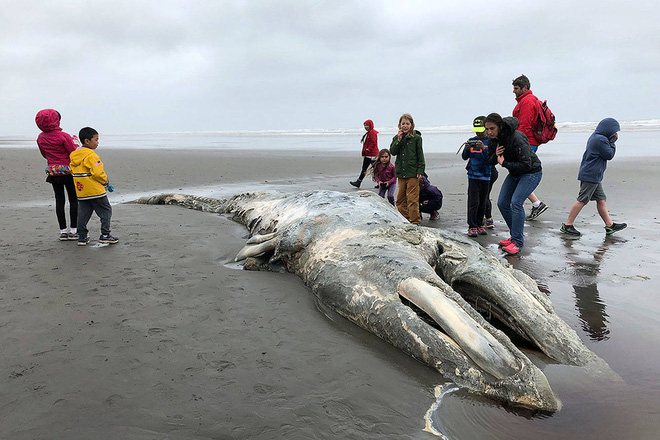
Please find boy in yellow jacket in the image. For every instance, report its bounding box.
[70,127,118,246]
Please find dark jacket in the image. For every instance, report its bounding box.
[419,176,443,210]
[577,118,619,183]
[488,117,542,178]
[390,130,425,178]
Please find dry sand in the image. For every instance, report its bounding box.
[1,147,659,439]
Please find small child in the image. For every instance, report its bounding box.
[70,127,119,246]
[462,116,492,237]
[372,149,396,205]
[560,118,626,236]
[418,176,443,220]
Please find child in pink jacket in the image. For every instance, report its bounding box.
[372,149,396,205]
[35,109,79,241]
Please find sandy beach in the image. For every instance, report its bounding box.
[1,147,659,439]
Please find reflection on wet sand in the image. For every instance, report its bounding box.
[562,236,627,341]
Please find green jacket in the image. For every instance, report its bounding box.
[390,131,425,178]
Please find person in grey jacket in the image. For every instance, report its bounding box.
[560,118,627,236]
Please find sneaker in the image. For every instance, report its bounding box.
[77,236,89,246]
[560,223,581,236]
[527,201,548,220]
[430,211,439,220]
[467,228,478,237]
[59,232,69,241]
[477,226,487,235]
[485,218,495,229]
[99,234,119,244]
[502,242,521,255]
[604,222,627,235]
[349,180,362,188]
[67,232,79,240]
[498,238,513,247]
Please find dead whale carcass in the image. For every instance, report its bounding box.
[135,190,613,411]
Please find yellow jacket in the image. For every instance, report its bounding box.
[70,147,108,200]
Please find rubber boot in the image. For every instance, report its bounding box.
[350,179,362,188]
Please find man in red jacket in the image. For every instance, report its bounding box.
[512,74,548,220]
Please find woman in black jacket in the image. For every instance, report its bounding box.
[485,113,542,255]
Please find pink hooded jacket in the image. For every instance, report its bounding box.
[35,109,76,167]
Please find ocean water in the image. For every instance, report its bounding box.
[3,119,659,162]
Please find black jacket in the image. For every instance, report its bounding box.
[488,117,542,178]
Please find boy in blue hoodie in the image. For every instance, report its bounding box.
[560,118,627,236]
[462,116,492,236]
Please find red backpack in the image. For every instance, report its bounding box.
[533,99,557,144]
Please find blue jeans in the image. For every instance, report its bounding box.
[497,171,542,247]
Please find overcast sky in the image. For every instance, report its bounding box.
[1,0,658,135]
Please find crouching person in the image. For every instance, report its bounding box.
[419,176,443,220]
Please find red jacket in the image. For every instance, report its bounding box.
[512,90,540,146]
[35,109,77,167]
[361,120,379,157]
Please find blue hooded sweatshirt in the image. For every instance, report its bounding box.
[578,118,620,183]
[462,136,491,180]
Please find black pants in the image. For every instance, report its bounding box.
[420,201,442,213]
[484,169,499,219]
[356,157,374,181]
[49,174,78,230]
[467,179,490,228]
[78,196,112,238]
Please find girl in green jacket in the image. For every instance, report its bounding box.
[390,113,425,224]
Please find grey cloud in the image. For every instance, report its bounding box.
[1,0,658,135]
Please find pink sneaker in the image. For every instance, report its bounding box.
[502,242,521,255]
[467,228,478,237]
[477,226,487,235]
[430,211,439,220]
[498,238,512,247]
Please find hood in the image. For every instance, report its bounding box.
[501,116,520,139]
[69,147,93,167]
[419,176,431,188]
[594,118,620,138]
[503,116,519,132]
[35,109,62,132]
[364,119,375,131]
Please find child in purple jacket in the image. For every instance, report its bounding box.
[419,176,443,220]
[372,149,396,205]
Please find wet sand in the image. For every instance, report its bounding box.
[1,147,659,439]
